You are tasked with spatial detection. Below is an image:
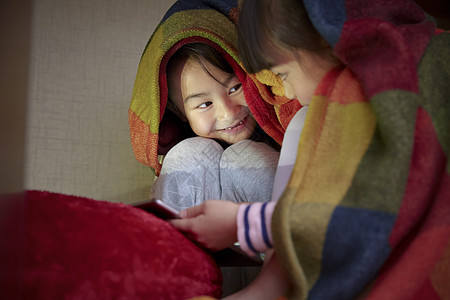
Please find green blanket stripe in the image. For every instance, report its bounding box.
[418,33,450,161]
[272,185,310,300]
[341,90,419,214]
[161,10,238,50]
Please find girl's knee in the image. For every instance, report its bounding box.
[221,140,279,170]
[220,140,280,203]
[161,137,224,174]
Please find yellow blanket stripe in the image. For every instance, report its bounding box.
[273,96,376,296]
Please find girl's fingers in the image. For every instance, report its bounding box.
[169,219,192,231]
[180,203,206,218]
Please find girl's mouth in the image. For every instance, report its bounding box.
[220,116,249,133]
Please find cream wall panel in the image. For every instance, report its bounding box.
[25,0,175,203]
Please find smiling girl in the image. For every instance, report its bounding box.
[128,0,288,215]
[149,42,281,212]
[166,43,257,146]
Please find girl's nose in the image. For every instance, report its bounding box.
[216,97,240,121]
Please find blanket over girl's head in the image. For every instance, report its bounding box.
[272,0,450,299]
[129,0,297,175]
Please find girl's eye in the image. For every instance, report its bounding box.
[229,83,242,94]
[197,101,213,109]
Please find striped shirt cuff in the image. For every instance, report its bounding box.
[236,202,275,256]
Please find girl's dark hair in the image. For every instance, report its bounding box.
[238,0,330,74]
[168,42,234,83]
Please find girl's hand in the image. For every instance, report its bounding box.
[169,200,239,251]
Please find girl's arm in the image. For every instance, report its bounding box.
[224,251,290,300]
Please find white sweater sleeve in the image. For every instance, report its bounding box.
[236,107,309,257]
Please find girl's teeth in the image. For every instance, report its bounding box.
[226,120,244,131]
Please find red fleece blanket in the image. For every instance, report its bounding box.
[21,190,222,299]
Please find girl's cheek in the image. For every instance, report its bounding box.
[283,82,295,99]
[236,95,248,107]
[190,114,214,136]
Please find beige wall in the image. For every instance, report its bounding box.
[24,0,175,204]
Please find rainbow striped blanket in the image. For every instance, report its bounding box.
[272,0,450,299]
[128,0,297,176]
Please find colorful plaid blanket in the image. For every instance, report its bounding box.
[128,0,296,176]
[272,0,450,299]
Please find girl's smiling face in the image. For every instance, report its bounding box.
[169,56,256,144]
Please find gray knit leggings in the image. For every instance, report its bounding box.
[151,137,279,211]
